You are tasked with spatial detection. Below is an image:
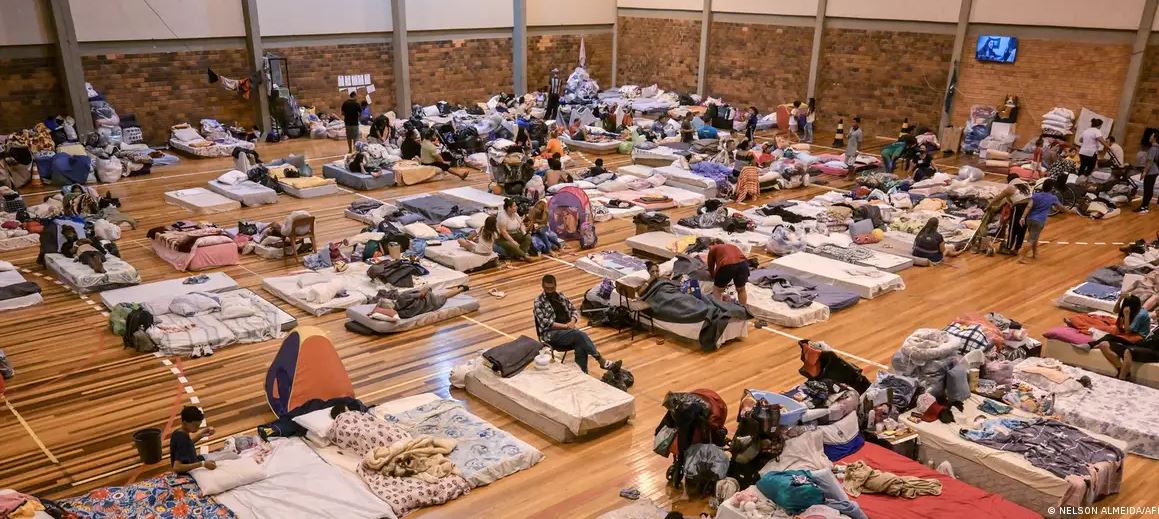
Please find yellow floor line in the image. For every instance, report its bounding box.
[460,315,516,339]
[3,395,59,464]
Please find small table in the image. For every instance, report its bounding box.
[865,431,919,460]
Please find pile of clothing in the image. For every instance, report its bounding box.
[890,328,969,402]
[564,67,600,102]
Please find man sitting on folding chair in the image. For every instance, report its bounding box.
[533,274,620,374]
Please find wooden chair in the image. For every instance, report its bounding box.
[283,215,316,264]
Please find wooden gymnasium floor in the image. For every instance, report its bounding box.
[1,131,1157,518]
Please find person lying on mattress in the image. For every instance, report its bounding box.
[533,274,619,374]
[365,284,470,322]
[60,225,109,273]
[1093,295,1157,380]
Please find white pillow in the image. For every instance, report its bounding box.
[759,429,832,474]
[219,301,256,320]
[441,215,471,229]
[296,273,330,288]
[172,127,203,142]
[403,222,438,239]
[216,170,247,185]
[190,457,267,495]
[169,293,221,317]
[292,407,336,446]
[0,260,13,271]
[422,105,440,117]
[574,180,597,190]
[597,180,630,193]
[467,212,489,229]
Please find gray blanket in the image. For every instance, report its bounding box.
[751,270,817,308]
[482,335,541,377]
[640,279,747,351]
[399,194,486,225]
[963,418,1124,479]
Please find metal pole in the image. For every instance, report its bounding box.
[241,0,271,137]
[513,0,528,96]
[391,0,412,117]
[938,0,973,131]
[47,0,93,136]
[696,0,712,97]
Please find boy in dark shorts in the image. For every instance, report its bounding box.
[707,239,749,306]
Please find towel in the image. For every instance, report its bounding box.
[841,460,942,498]
[363,436,459,483]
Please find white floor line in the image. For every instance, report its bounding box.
[758,326,889,370]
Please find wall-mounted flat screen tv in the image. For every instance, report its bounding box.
[977,35,1017,63]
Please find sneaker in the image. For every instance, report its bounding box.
[1134,206,1150,214]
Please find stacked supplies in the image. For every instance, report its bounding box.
[1041,107,1075,137]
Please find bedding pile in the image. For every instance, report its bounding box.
[170,121,255,158]
[144,289,285,356]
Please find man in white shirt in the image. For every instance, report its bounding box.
[1077,118,1109,178]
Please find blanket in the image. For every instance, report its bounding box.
[363,436,459,484]
[640,279,747,350]
[841,460,942,498]
[147,225,230,253]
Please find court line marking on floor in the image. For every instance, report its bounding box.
[758,326,889,370]
[3,395,59,464]
[460,315,515,340]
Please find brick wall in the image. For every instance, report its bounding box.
[952,38,1130,149]
[408,38,513,106]
[705,22,813,113]
[528,32,613,93]
[816,28,954,140]
[617,16,701,94]
[272,43,395,117]
[0,55,68,133]
[1127,44,1159,154]
[82,49,254,144]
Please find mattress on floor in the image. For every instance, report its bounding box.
[587,286,749,347]
[152,239,239,272]
[0,269,42,311]
[163,187,242,214]
[344,208,378,226]
[575,251,651,280]
[1056,282,1119,314]
[671,225,766,254]
[638,185,706,207]
[602,190,678,210]
[716,282,829,328]
[465,360,635,443]
[631,147,683,166]
[322,162,395,190]
[861,234,931,267]
[278,177,341,198]
[0,233,39,252]
[169,137,254,158]
[207,180,279,206]
[44,253,139,292]
[593,200,647,221]
[424,241,496,272]
[653,165,719,192]
[1041,339,1159,389]
[625,231,684,259]
[616,164,655,179]
[439,186,507,209]
[346,294,479,334]
[909,394,1126,512]
[262,260,468,316]
[147,288,287,356]
[804,235,914,273]
[100,271,236,308]
[1015,357,1159,458]
[771,252,905,299]
[399,193,487,225]
[560,136,622,154]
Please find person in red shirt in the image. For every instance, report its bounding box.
[707,240,749,305]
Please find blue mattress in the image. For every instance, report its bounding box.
[322,163,394,190]
[1072,281,1119,301]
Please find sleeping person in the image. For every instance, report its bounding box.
[60,225,109,273]
[366,284,470,322]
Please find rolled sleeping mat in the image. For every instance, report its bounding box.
[984,159,1011,169]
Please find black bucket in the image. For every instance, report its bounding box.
[133,427,163,465]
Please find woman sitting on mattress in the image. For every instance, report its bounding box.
[525,199,562,256]
[912,217,962,265]
[1094,295,1156,380]
[457,215,498,256]
[496,198,534,262]
[420,130,469,180]
[400,129,422,160]
[365,284,470,322]
[540,128,566,159]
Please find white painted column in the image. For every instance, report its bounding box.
[47,0,93,135]
[391,0,411,117]
[938,0,974,131]
[1116,0,1159,143]
[696,0,712,97]
[513,0,528,95]
[241,0,271,136]
[805,0,827,100]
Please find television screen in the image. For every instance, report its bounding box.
[976,35,1017,63]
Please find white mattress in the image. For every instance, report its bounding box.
[804,234,914,273]
[593,200,647,220]
[0,233,39,252]
[626,231,681,259]
[616,164,655,178]
[147,289,285,356]
[0,270,42,311]
[1057,285,1118,314]
[44,253,139,292]
[347,295,479,333]
[466,362,635,438]
[164,187,241,214]
[591,286,749,347]
[424,241,496,272]
[279,180,341,198]
[560,136,622,152]
[707,282,829,328]
[639,185,706,207]
[207,180,279,206]
[575,252,650,280]
[439,186,507,209]
[215,438,398,519]
[261,260,468,316]
[771,252,905,299]
[169,137,254,158]
[99,271,236,309]
[670,225,765,254]
[653,165,718,191]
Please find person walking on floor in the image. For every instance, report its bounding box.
[546,68,562,120]
[844,117,863,167]
[341,91,362,153]
[1136,133,1159,214]
[1077,118,1109,180]
[707,239,750,306]
[533,274,618,374]
[1019,178,1063,263]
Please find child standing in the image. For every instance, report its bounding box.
[796,104,810,144]
[1020,179,1062,263]
[745,106,758,142]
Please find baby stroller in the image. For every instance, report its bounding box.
[490,150,533,196]
[654,389,728,491]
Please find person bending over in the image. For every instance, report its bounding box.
[533,275,617,374]
[1094,295,1155,380]
[707,239,749,306]
[1019,179,1062,263]
[171,406,217,474]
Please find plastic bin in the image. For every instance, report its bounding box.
[744,389,807,426]
[133,427,163,464]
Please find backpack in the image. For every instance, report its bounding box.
[122,307,154,350]
[601,364,634,391]
[579,221,597,249]
[109,302,142,336]
[129,330,157,353]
